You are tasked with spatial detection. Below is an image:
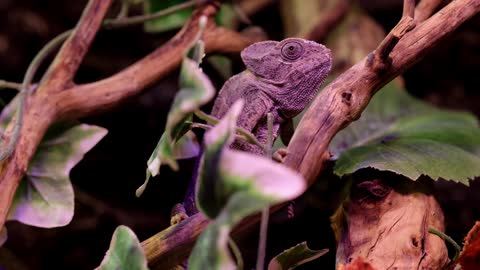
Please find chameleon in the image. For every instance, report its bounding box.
[171,37,333,223]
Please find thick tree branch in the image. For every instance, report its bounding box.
[140,0,480,268]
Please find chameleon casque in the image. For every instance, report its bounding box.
[173,37,332,222]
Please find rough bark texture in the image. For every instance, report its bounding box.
[332,177,448,269]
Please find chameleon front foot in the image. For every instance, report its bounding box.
[273,147,288,163]
[170,203,189,225]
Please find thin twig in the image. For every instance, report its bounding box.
[194,110,267,152]
[256,112,273,270]
[0,30,71,162]
[415,0,443,22]
[368,0,416,72]
[103,0,198,29]
[228,237,244,270]
[0,81,22,91]
[429,227,461,262]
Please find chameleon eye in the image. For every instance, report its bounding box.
[281,41,304,61]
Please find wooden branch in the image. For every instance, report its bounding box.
[0,3,265,230]
[140,0,480,268]
[415,0,443,22]
[54,8,265,119]
[42,0,112,91]
[287,0,480,186]
[0,0,113,230]
[304,0,350,42]
[368,0,416,72]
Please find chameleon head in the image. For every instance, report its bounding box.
[241,38,333,117]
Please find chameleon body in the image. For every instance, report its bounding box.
[174,38,333,221]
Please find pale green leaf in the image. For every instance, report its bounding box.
[96,225,149,270]
[268,242,328,270]
[143,0,192,33]
[331,83,480,184]
[143,1,236,33]
[196,100,244,218]
[141,34,214,196]
[188,223,236,270]
[7,123,107,227]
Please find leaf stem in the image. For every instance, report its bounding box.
[256,112,274,270]
[194,110,266,152]
[0,80,22,91]
[428,227,461,262]
[228,237,244,270]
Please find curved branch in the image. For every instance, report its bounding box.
[55,7,265,118]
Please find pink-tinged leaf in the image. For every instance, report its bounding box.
[203,99,243,148]
[173,130,200,159]
[7,123,107,228]
[96,225,149,270]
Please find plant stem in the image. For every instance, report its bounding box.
[428,227,461,262]
[228,237,244,270]
[103,0,198,29]
[0,81,22,91]
[194,109,267,152]
[0,30,71,162]
[256,112,274,270]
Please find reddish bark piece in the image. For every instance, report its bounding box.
[338,257,377,270]
[456,221,480,270]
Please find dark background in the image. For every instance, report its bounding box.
[0,0,479,269]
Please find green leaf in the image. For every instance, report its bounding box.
[153,42,214,174]
[7,123,107,227]
[143,1,235,33]
[141,37,214,196]
[331,82,480,184]
[96,225,149,270]
[143,0,193,33]
[188,223,236,270]
[268,242,328,270]
[207,55,233,81]
[215,3,236,29]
